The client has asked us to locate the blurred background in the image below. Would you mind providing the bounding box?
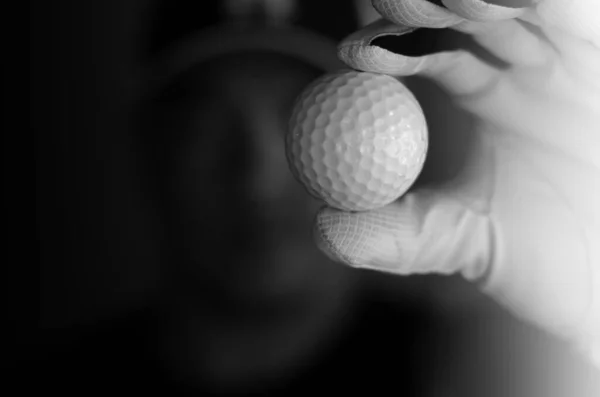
[27,0,590,395]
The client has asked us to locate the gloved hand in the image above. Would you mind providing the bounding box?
[313,0,600,367]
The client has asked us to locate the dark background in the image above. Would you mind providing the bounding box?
[26,1,580,396]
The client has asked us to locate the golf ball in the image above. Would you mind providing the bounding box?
[285,70,428,212]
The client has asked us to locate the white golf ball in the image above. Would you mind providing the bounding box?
[285,70,428,212]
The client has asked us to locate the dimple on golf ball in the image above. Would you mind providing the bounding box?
[285,69,428,212]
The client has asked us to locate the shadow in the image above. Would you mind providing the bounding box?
[372,28,510,69]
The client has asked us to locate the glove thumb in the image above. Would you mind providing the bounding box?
[314,187,493,281]
[314,183,600,367]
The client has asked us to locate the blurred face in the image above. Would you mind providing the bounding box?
[155,51,356,386]
[169,53,346,302]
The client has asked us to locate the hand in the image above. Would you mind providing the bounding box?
[313,0,600,367]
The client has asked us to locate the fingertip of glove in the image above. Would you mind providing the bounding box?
[313,203,420,274]
[313,206,348,265]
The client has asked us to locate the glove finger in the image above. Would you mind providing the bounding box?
[373,0,554,67]
[338,18,503,96]
[372,0,464,28]
[441,0,529,21]
[314,187,494,281]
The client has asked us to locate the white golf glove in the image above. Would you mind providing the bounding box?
[314,0,600,368]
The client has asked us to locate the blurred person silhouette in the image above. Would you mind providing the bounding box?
[141,2,452,394]
[30,1,444,395]
[146,25,358,393]
[29,0,599,396]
